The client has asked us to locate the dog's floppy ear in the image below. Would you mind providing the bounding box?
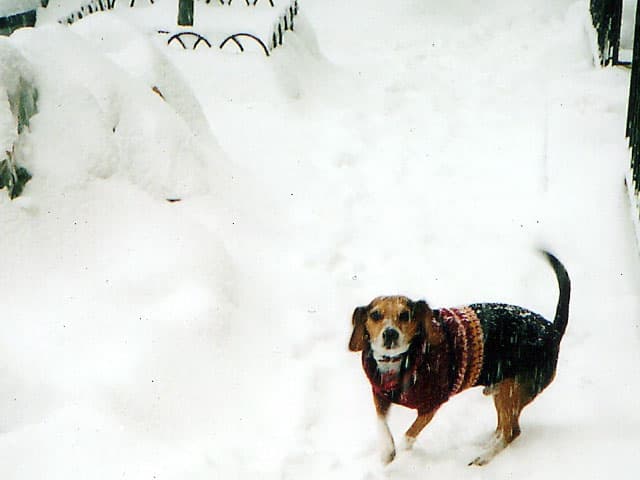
[349,306,369,352]
[412,300,444,345]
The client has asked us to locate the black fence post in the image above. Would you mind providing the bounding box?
[178,0,194,27]
[611,0,623,63]
[590,0,624,66]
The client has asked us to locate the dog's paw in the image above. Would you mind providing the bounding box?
[469,454,492,467]
[469,436,505,466]
[380,448,396,465]
[402,435,417,451]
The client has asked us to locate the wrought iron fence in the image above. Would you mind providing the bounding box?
[590,0,625,65]
[59,0,117,25]
[200,0,299,54]
[627,1,640,222]
[59,0,155,25]
[58,0,299,55]
[201,0,275,5]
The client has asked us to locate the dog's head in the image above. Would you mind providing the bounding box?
[349,296,443,355]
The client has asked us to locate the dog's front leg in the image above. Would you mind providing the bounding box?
[373,394,395,464]
[404,409,438,450]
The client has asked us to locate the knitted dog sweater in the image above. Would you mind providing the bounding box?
[363,307,484,413]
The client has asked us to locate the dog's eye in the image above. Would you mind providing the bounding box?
[399,311,410,322]
[370,311,383,322]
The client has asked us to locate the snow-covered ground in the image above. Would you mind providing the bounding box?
[1,0,640,478]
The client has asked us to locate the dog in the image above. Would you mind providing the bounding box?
[349,251,570,466]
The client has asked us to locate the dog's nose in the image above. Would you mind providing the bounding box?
[382,328,399,348]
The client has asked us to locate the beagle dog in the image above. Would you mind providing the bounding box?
[349,251,570,466]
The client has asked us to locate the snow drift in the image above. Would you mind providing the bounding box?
[8,14,223,199]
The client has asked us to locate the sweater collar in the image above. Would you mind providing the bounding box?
[365,334,427,393]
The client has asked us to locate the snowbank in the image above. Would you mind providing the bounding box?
[0,37,37,155]
[0,41,21,154]
[8,14,223,199]
[0,37,38,198]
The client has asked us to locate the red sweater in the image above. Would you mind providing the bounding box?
[362,307,484,414]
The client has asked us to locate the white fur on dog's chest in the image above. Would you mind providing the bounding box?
[372,348,408,375]
[374,359,402,375]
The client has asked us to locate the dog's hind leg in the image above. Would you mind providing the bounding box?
[374,394,396,464]
[470,378,536,466]
[404,409,438,450]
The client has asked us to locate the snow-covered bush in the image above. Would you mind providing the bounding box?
[4,17,222,199]
[0,37,37,199]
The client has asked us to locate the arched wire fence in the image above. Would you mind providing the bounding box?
[219,32,270,55]
[57,0,299,56]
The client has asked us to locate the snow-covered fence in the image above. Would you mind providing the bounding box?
[219,32,270,55]
[166,30,212,49]
[626,1,640,242]
[57,0,299,55]
[217,0,297,55]
[200,0,275,6]
[58,1,117,25]
[590,0,625,65]
[58,0,154,25]
[268,0,297,50]
[166,0,299,55]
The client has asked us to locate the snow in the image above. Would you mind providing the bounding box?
[0,0,40,17]
[0,36,33,152]
[622,0,637,50]
[8,17,219,198]
[1,0,640,479]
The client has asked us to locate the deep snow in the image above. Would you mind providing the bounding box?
[1,0,640,479]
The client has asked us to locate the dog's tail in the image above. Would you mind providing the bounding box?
[541,250,571,338]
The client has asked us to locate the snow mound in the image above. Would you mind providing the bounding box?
[0,37,37,155]
[8,17,224,199]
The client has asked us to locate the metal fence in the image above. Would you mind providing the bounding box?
[627,1,640,220]
[166,0,299,54]
[58,0,298,55]
[590,0,625,65]
[591,0,640,233]
[59,1,136,25]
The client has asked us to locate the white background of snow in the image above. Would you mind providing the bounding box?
[1,0,640,479]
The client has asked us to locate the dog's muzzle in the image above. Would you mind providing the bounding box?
[382,328,400,349]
